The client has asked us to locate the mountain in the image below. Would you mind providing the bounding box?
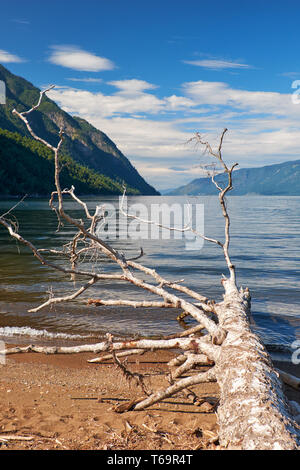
[0,64,158,196]
[167,160,300,196]
[0,128,140,196]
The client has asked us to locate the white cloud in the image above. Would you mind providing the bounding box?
[0,49,25,63]
[48,85,165,117]
[108,79,158,94]
[47,78,300,190]
[49,79,199,119]
[131,163,203,190]
[182,80,296,116]
[48,79,192,117]
[67,77,103,83]
[89,116,191,158]
[48,45,115,72]
[165,95,195,110]
[183,59,251,70]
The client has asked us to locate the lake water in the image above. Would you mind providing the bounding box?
[0,195,299,363]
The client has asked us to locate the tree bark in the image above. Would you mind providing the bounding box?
[214,279,299,450]
[2,96,299,450]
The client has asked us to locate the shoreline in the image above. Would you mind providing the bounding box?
[0,346,219,450]
[0,344,299,450]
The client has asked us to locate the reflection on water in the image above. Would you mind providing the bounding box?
[0,195,299,360]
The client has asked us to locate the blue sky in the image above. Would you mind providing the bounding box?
[1,0,300,190]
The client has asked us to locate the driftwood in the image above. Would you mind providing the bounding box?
[0,89,299,449]
[0,435,34,442]
[277,369,300,391]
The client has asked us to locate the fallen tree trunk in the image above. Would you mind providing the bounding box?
[2,280,298,449]
[214,279,299,450]
[116,280,298,449]
[1,94,299,450]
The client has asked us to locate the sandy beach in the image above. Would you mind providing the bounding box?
[0,345,299,451]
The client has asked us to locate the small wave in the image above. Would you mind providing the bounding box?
[0,326,95,341]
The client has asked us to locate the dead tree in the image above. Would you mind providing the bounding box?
[0,88,299,450]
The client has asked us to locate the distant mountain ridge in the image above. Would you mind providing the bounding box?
[0,64,158,196]
[167,159,300,196]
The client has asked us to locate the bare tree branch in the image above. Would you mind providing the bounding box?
[191,129,238,282]
[2,90,298,449]
[133,368,217,411]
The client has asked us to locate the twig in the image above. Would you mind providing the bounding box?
[106,334,150,396]
[0,435,34,441]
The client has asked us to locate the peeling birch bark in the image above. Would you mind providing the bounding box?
[2,336,218,358]
[214,279,299,450]
[87,349,145,363]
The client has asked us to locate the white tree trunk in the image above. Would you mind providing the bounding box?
[214,279,299,450]
[4,99,299,450]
